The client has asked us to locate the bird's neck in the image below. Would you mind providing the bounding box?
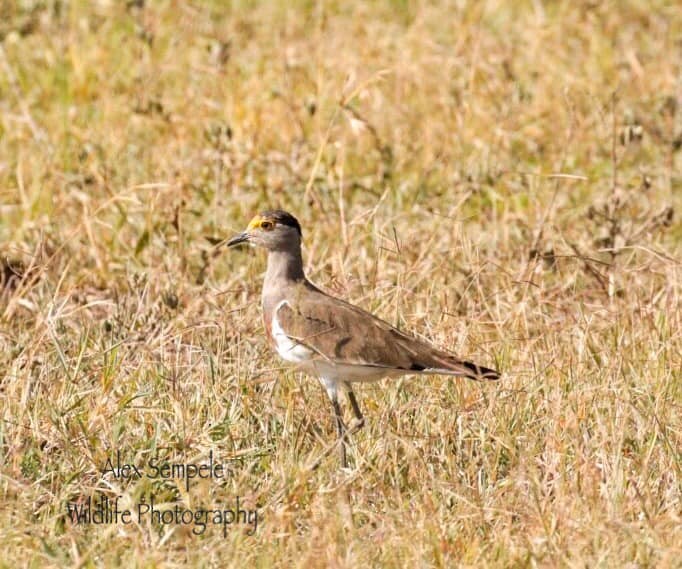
[264,247,306,289]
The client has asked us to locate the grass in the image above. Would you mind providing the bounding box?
[1,0,680,566]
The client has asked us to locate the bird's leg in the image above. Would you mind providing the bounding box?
[331,396,348,468]
[346,387,365,431]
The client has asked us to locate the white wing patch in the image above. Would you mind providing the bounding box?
[272,300,316,364]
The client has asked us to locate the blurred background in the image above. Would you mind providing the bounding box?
[1,1,680,566]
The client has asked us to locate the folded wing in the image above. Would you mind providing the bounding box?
[274,291,499,381]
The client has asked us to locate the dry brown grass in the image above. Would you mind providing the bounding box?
[1,1,680,566]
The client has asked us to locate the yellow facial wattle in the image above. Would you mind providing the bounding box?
[247,215,263,231]
[247,215,276,231]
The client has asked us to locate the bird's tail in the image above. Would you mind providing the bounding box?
[457,360,500,381]
[409,357,500,381]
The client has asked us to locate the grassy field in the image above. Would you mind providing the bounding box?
[1,0,680,566]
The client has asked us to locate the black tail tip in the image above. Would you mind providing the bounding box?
[463,361,501,381]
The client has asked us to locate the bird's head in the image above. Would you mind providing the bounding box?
[227,210,302,252]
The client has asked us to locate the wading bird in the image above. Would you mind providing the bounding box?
[228,210,500,468]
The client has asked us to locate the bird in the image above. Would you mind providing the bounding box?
[227,209,500,468]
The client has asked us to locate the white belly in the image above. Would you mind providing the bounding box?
[312,360,400,383]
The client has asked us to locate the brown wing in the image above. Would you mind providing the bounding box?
[275,289,499,380]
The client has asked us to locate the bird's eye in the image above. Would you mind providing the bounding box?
[260,220,274,231]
